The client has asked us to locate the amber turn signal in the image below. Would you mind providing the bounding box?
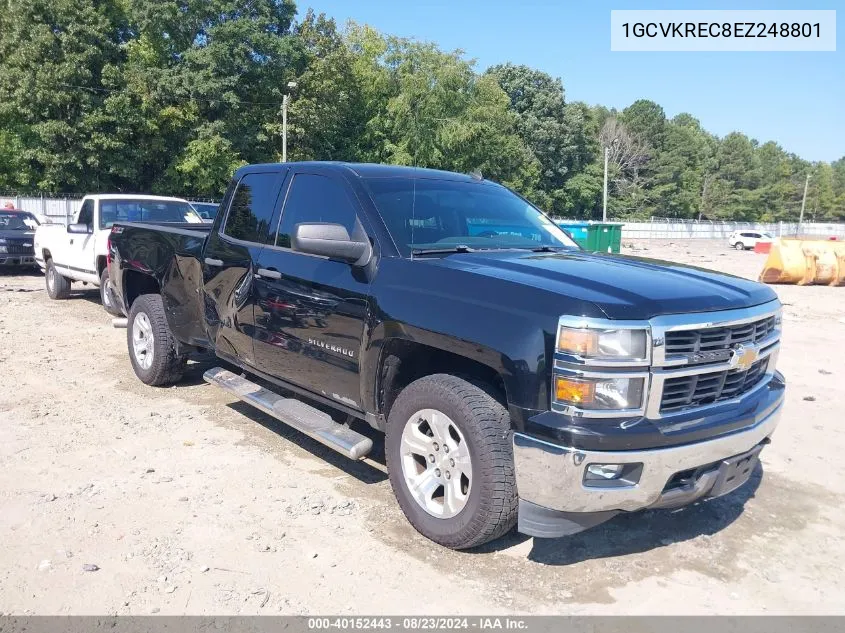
[557,329,598,356]
[555,376,596,405]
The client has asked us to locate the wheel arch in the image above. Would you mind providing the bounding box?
[123,270,161,312]
[374,337,509,425]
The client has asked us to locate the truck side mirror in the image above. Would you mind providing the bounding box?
[67,223,91,234]
[291,222,371,266]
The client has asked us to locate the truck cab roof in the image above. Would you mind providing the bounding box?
[82,193,192,203]
[234,161,487,184]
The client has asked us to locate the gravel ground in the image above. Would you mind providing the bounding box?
[1,239,844,615]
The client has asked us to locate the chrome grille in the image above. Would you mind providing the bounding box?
[2,241,34,255]
[660,358,769,413]
[664,315,777,355]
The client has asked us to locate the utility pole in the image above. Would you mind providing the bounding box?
[281,81,297,163]
[798,173,810,235]
[602,146,609,222]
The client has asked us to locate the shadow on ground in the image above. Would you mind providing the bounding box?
[521,463,764,565]
[172,347,769,566]
[226,398,388,485]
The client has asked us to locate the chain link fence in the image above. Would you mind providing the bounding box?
[619,217,845,240]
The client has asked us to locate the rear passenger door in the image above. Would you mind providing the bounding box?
[202,169,285,366]
[251,167,373,410]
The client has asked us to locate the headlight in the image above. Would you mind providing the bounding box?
[555,375,645,411]
[557,326,648,362]
[0,238,6,244]
[0,246,7,253]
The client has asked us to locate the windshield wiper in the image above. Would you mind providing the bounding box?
[530,245,569,252]
[411,245,474,256]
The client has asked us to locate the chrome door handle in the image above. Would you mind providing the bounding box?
[256,268,281,280]
[204,258,224,267]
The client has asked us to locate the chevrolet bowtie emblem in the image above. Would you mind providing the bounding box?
[731,344,759,371]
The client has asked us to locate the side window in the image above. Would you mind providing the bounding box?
[77,200,94,227]
[276,174,358,248]
[222,172,280,243]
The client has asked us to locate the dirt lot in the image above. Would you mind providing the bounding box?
[1,239,844,615]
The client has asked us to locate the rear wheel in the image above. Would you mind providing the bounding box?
[99,268,122,316]
[385,374,517,549]
[127,294,186,386]
[45,260,71,299]
[734,242,746,251]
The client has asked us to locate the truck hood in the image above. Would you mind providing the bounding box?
[424,249,778,320]
[0,229,35,240]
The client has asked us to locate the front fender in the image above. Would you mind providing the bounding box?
[360,258,586,424]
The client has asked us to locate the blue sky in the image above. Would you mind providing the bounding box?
[300,0,843,163]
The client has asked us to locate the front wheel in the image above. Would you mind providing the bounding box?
[127,294,186,386]
[385,374,517,549]
[100,268,123,316]
[45,260,71,299]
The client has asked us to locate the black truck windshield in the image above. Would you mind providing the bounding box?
[0,212,38,230]
[99,199,201,229]
[364,177,577,256]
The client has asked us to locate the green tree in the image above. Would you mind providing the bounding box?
[358,37,540,195]
[283,11,367,162]
[0,0,127,191]
[485,65,598,214]
[809,162,837,221]
[621,99,666,150]
[648,114,714,218]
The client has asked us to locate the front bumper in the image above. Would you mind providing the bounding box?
[0,255,36,266]
[513,383,783,536]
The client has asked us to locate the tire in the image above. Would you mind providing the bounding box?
[734,242,745,251]
[99,268,123,316]
[127,294,186,386]
[385,374,517,549]
[45,259,71,299]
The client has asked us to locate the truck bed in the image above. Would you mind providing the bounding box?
[111,221,214,347]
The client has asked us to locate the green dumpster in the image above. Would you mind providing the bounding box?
[556,221,624,253]
[555,221,590,249]
[590,222,624,253]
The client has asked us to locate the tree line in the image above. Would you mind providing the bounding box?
[1,0,842,222]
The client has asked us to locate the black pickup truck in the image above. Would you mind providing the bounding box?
[108,162,785,549]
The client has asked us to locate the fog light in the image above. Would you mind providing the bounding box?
[585,464,625,480]
[583,462,643,488]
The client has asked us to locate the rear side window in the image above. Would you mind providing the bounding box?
[276,173,358,248]
[223,172,281,243]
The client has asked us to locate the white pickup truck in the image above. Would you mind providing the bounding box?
[34,194,202,314]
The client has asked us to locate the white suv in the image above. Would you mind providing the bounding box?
[729,231,772,251]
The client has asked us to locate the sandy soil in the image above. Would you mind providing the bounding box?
[1,239,843,615]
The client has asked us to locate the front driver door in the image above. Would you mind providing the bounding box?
[64,199,98,282]
[202,169,285,366]
[252,168,374,411]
